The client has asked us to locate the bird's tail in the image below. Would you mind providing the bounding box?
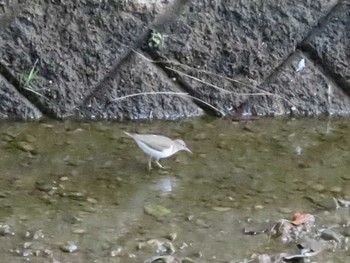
[123,131,133,138]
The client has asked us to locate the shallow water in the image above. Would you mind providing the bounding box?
[0,118,349,262]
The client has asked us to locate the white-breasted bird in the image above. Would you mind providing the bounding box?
[123,131,192,171]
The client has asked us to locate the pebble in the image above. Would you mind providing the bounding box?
[62,192,87,201]
[158,170,169,175]
[82,206,96,213]
[33,229,45,240]
[23,242,32,249]
[36,180,56,192]
[165,232,177,241]
[59,176,69,182]
[320,229,342,243]
[1,134,14,142]
[254,205,264,210]
[101,160,113,168]
[43,249,54,257]
[40,123,54,128]
[312,183,325,192]
[182,257,196,263]
[211,206,231,212]
[144,204,171,218]
[195,219,209,228]
[87,197,98,204]
[341,174,350,180]
[110,246,123,257]
[138,239,166,253]
[72,229,86,234]
[95,125,110,132]
[217,141,230,150]
[70,170,79,176]
[60,242,78,253]
[163,241,175,254]
[330,186,342,194]
[193,133,207,141]
[23,134,36,143]
[0,224,15,236]
[16,141,35,153]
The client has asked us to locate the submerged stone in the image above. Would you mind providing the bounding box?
[16,141,36,153]
[144,204,171,218]
[60,242,78,253]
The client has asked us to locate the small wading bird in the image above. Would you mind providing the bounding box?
[123,131,192,171]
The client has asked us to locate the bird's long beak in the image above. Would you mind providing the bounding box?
[184,147,192,153]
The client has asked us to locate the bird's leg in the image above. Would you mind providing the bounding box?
[155,159,168,170]
[148,156,153,172]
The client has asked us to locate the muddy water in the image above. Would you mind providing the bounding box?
[0,118,349,262]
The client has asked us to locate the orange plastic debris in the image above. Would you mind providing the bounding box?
[291,212,305,226]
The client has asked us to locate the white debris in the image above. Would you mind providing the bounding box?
[295,145,303,155]
[296,58,305,72]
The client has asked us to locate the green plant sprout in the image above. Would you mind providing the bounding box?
[20,59,47,99]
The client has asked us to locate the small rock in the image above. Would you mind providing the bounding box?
[0,224,15,236]
[87,197,98,204]
[82,206,96,213]
[16,141,36,153]
[212,206,231,212]
[101,160,113,168]
[23,134,36,143]
[341,174,350,180]
[60,242,78,253]
[182,257,196,263]
[158,169,169,175]
[40,124,54,128]
[33,229,44,240]
[312,184,325,192]
[61,192,87,201]
[59,176,69,182]
[72,229,86,234]
[66,159,79,166]
[217,141,231,150]
[23,242,32,249]
[254,205,264,210]
[317,197,339,210]
[165,232,177,241]
[36,180,57,192]
[43,249,53,257]
[330,186,342,194]
[258,254,272,263]
[144,204,171,218]
[110,246,123,257]
[163,241,175,254]
[198,153,207,158]
[70,170,79,176]
[2,134,14,142]
[145,255,181,263]
[195,219,209,228]
[63,214,82,224]
[320,229,342,243]
[193,133,207,141]
[138,239,166,254]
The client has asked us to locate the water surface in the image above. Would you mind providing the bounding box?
[0,118,349,262]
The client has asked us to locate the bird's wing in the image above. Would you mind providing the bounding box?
[133,134,173,151]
